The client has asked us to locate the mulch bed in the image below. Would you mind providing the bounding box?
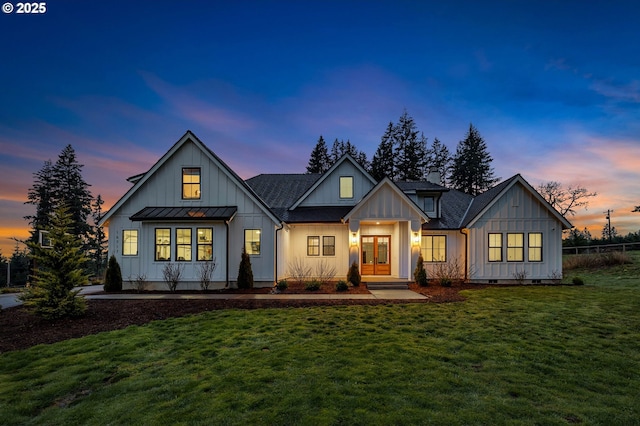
[0,282,482,354]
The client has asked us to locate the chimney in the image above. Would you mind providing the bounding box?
[426,167,441,185]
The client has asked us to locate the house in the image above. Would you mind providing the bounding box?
[99,131,572,289]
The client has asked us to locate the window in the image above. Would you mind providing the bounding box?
[423,196,435,212]
[197,228,213,261]
[421,235,446,262]
[155,228,171,261]
[528,233,543,262]
[307,236,320,256]
[323,236,336,256]
[123,230,138,256]
[176,228,192,261]
[245,229,261,255]
[488,233,502,262]
[182,168,201,199]
[507,233,524,262]
[339,176,353,199]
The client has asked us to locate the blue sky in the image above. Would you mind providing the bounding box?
[1,0,639,253]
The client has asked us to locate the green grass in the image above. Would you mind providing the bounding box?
[1,258,640,425]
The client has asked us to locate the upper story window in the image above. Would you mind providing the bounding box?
[182,168,201,199]
[339,176,353,199]
[423,196,435,212]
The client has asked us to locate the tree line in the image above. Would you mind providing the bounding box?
[306,110,499,196]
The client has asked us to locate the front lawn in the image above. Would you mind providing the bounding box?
[1,259,639,424]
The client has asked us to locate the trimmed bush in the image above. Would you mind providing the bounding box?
[305,280,321,291]
[439,277,452,287]
[572,276,585,286]
[414,254,428,287]
[276,279,288,291]
[237,248,254,289]
[104,255,123,292]
[347,261,361,287]
[336,280,349,292]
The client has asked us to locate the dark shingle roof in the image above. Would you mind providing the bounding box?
[395,181,449,192]
[246,174,321,209]
[423,189,474,229]
[460,175,518,227]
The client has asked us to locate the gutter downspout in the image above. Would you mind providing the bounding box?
[225,220,230,287]
[460,228,469,281]
[275,223,284,285]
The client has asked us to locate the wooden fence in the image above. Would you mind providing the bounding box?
[563,242,640,255]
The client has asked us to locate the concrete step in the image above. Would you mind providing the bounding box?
[366,282,410,290]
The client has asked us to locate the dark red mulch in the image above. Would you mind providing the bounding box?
[0,282,482,353]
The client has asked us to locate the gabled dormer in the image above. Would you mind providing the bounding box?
[395,181,449,219]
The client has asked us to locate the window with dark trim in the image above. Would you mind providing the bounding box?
[323,236,335,256]
[307,236,320,256]
[423,196,435,212]
[245,229,261,255]
[339,176,354,199]
[197,228,213,261]
[182,168,201,199]
[155,228,171,261]
[176,228,192,261]
[507,233,524,262]
[421,235,446,262]
[528,233,543,262]
[123,230,138,256]
[488,233,502,262]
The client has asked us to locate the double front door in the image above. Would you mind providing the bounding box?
[361,236,390,275]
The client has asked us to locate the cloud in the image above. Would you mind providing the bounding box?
[590,79,640,104]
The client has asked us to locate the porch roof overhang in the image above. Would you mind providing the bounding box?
[129,206,238,221]
[282,206,353,223]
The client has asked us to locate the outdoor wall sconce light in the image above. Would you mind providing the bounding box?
[412,232,421,245]
[351,232,358,246]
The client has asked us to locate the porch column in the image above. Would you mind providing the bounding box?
[348,219,360,270]
[410,219,422,280]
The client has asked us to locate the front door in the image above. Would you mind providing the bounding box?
[361,236,391,275]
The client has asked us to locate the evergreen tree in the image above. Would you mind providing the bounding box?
[237,248,254,289]
[328,138,369,170]
[450,124,499,195]
[306,135,331,174]
[25,160,55,244]
[426,137,452,185]
[371,122,397,181]
[20,205,87,319]
[87,195,108,277]
[394,111,426,181]
[104,255,123,292]
[51,145,93,240]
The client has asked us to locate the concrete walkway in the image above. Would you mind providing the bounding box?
[1,285,427,308]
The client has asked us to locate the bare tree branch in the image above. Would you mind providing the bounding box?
[537,181,597,218]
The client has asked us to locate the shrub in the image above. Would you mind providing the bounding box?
[104,255,123,292]
[572,276,585,286]
[276,279,288,291]
[335,280,349,292]
[162,263,183,293]
[512,269,528,284]
[439,278,452,287]
[305,280,321,291]
[131,273,148,292]
[197,258,217,291]
[237,248,254,289]
[564,252,633,270]
[288,257,311,284]
[347,261,361,287]
[414,254,428,287]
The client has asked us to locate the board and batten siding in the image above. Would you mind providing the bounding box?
[467,183,564,282]
[106,139,277,288]
[284,224,350,279]
[299,161,374,206]
[421,230,467,278]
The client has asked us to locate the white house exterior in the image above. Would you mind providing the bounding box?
[99,131,572,289]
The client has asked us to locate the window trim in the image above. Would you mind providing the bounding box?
[423,196,435,212]
[421,235,447,262]
[322,236,336,256]
[197,227,213,261]
[307,236,320,256]
[176,228,192,262]
[339,176,354,199]
[155,228,171,261]
[507,233,524,262]
[488,233,503,262]
[122,229,138,256]
[182,167,201,200]
[244,229,261,255]
[528,232,543,262]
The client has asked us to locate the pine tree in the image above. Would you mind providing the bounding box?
[104,255,123,292]
[88,195,108,277]
[450,124,499,195]
[426,137,452,185]
[51,145,93,240]
[394,111,426,181]
[20,205,87,319]
[371,122,397,180]
[25,160,55,244]
[306,135,330,174]
[237,248,254,289]
[327,138,369,170]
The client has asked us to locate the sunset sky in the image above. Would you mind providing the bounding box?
[1,0,639,255]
